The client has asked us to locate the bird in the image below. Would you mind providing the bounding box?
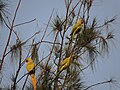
[26,58,36,90]
[59,55,73,72]
[70,18,84,40]
[50,55,73,83]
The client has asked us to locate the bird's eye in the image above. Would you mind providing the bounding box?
[81,20,84,24]
[26,60,28,62]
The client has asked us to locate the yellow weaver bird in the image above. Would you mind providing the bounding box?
[70,18,84,40]
[26,58,36,90]
[59,55,73,72]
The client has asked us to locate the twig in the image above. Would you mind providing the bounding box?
[36,69,44,84]
[35,53,50,67]
[84,79,116,90]
[33,40,61,46]
[95,17,116,29]
[22,74,29,90]
[16,73,28,84]
[13,18,36,27]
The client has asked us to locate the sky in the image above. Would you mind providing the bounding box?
[1,0,120,90]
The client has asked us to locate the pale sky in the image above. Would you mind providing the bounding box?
[1,0,120,90]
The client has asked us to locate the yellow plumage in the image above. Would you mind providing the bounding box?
[26,58,36,90]
[59,55,72,72]
[70,18,84,40]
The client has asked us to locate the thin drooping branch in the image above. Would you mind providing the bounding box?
[33,40,61,46]
[13,18,36,27]
[84,79,116,90]
[95,17,116,29]
[0,0,22,70]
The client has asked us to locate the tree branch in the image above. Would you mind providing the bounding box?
[84,78,116,90]
[13,18,36,27]
[0,0,22,70]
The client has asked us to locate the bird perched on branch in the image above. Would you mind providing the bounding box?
[51,55,73,82]
[70,18,84,40]
[59,55,73,72]
[26,58,36,90]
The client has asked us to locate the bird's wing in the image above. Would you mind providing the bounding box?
[59,56,72,72]
[26,63,34,72]
[61,58,69,66]
[71,23,78,35]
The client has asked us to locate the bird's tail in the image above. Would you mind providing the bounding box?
[30,74,36,90]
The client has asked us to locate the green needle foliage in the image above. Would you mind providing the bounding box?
[0,0,8,25]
